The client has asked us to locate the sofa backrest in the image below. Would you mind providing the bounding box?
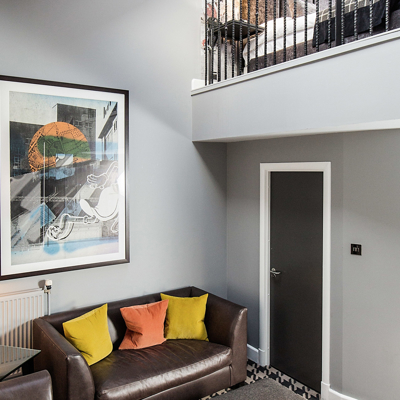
[41,286,193,350]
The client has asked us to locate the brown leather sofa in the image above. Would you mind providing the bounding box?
[33,286,247,400]
[0,370,53,400]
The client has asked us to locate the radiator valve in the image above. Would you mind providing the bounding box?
[44,279,52,316]
[44,279,52,293]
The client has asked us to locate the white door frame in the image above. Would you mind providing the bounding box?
[259,162,331,394]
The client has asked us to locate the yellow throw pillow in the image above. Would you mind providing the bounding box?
[63,304,112,366]
[160,293,208,341]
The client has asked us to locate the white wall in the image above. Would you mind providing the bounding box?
[227,130,400,400]
[192,30,400,142]
[0,0,228,311]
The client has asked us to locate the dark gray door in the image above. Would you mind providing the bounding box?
[270,171,323,392]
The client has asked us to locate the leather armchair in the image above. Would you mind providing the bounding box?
[0,370,53,400]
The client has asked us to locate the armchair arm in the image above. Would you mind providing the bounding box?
[0,370,53,400]
[33,318,95,400]
[191,287,248,386]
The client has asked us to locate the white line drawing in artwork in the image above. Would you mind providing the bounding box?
[46,161,119,241]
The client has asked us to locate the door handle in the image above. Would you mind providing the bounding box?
[270,268,281,278]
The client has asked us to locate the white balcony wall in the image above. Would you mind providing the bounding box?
[192,30,400,142]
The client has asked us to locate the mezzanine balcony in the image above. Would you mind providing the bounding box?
[192,0,400,142]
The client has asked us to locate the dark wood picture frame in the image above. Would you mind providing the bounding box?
[0,75,129,280]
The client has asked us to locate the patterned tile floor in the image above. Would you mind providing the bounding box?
[203,360,320,399]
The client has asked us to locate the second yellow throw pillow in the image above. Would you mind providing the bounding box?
[63,303,112,366]
[160,293,208,341]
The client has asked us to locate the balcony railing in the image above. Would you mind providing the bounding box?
[203,0,400,85]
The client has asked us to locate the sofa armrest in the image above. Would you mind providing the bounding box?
[0,370,53,400]
[191,287,248,386]
[33,318,95,400]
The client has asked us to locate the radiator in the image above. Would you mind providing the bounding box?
[0,289,45,349]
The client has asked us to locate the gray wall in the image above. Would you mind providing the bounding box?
[0,0,228,311]
[227,130,400,399]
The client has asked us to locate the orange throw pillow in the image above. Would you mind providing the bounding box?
[119,299,169,350]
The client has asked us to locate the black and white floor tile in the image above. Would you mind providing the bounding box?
[203,360,320,400]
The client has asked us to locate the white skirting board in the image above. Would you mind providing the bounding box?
[247,344,259,364]
[321,383,359,400]
[246,345,359,400]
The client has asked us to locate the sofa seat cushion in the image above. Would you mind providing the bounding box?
[90,339,232,400]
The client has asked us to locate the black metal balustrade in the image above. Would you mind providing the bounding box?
[204,0,399,85]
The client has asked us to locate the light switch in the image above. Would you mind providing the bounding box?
[351,244,362,255]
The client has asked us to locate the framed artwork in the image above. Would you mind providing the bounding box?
[0,75,129,280]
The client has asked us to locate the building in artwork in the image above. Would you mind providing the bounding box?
[98,103,118,161]
[10,122,43,176]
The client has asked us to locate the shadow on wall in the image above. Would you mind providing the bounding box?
[194,143,227,193]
